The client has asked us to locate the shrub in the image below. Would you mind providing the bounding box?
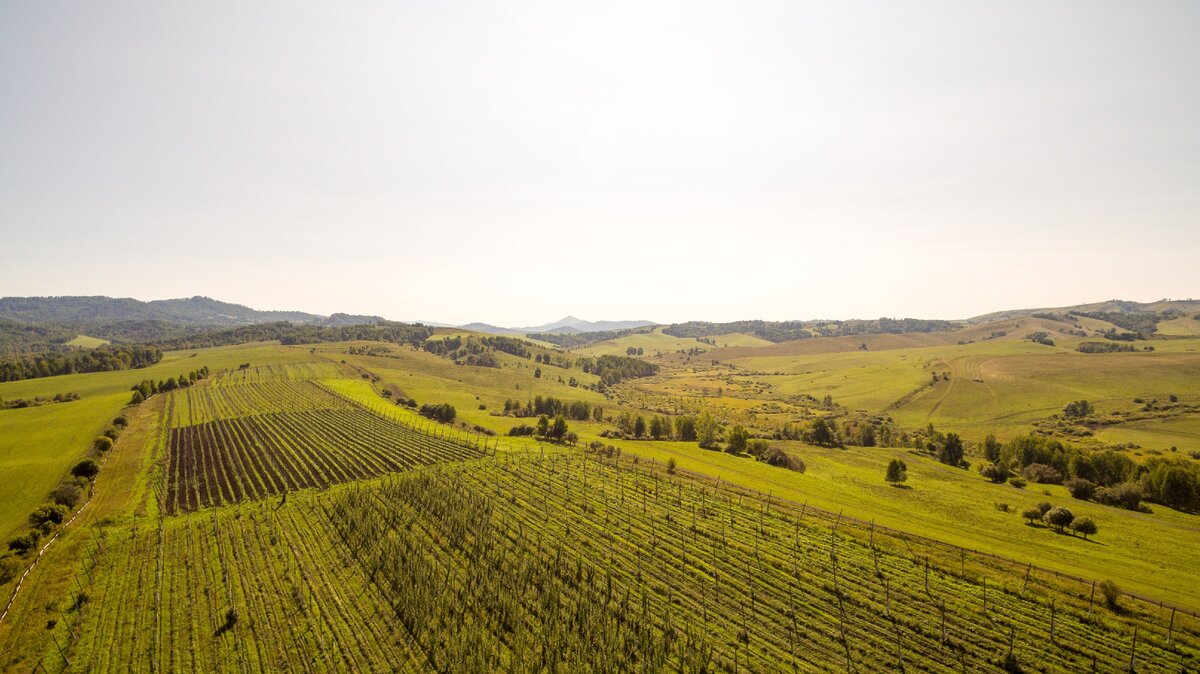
[1099,580,1121,610]
[418,403,457,423]
[1064,478,1096,500]
[29,504,68,528]
[1044,506,1075,532]
[1021,506,1043,524]
[507,425,535,437]
[52,484,83,508]
[1036,501,1053,516]
[0,557,21,584]
[726,425,749,454]
[979,462,1009,483]
[94,436,113,452]
[1062,400,1093,418]
[71,459,100,480]
[762,447,805,472]
[666,457,677,474]
[1008,476,1027,489]
[7,531,41,554]
[112,415,128,428]
[1094,482,1143,511]
[1071,517,1098,539]
[1022,463,1062,484]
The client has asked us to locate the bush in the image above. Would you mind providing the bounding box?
[761,447,805,472]
[666,457,677,474]
[1036,501,1053,516]
[1008,476,1027,489]
[29,504,68,527]
[7,531,41,554]
[112,415,128,428]
[0,556,21,584]
[418,403,456,423]
[52,484,83,508]
[507,425,535,437]
[1071,517,1098,539]
[1094,482,1143,510]
[1044,506,1075,532]
[1021,506,1043,524]
[1064,478,1095,500]
[71,459,100,480]
[1022,463,1062,484]
[94,436,113,452]
[1099,579,1121,610]
[979,462,1009,483]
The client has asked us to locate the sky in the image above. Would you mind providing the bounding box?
[1,1,1197,326]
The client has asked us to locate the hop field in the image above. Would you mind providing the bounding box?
[162,368,486,513]
[54,450,1198,673]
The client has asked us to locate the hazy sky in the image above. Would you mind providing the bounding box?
[2,2,1197,325]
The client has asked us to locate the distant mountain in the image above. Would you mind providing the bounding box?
[0,296,388,328]
[461,316,657,335]
[967,298,1200,324]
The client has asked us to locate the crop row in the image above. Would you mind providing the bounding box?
[327,451,1199,673]
[62,502,429,672]
[171,379,353,428]
[163,407,484,514]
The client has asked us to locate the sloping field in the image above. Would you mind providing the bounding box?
[52,452,1200,673]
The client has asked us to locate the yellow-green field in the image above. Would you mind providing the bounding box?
[1,325,1199,666]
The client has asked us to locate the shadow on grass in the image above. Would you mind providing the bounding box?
[889,484,913,490]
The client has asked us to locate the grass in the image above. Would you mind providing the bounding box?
[64,335,109,348]
[0,344,324,539]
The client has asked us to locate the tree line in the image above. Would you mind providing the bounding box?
[0,344,162,382]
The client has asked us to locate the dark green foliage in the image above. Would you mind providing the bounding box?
[1099,580,1121,609]
[29,504,68,527]
[726,425,749,454]
[1024,331,1055,346]
[578,355,659,386]
[0,344,162,382]
[1071,517,1098,539]
[663,317,959,343]
[7,530,41,554]
[1022,463,1062,484]
[52,484,84,508]
[1076,341,1136,353]
[526,326,653,348]
[419,403,457,423]
[1064,478,1095,500]
[71,459,100,480]
[94,436,114,452]
[1044,506,1074,532]
[1062,400,1093,418]
[1094,482,1144,511]
[1021,506,1043,524]
[885,459,908,485]
[937,433,964,466]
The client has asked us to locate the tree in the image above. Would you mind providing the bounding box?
[666,457,677,474]
[1021,506,1043,525]
[982,434,1001,463]
[550,416,568,440]
[1064,478,1095,500]
[885,459,908,486]
[938,433,964,466]
[52,484,83,508]
[1071,517,1098,540]
[94,436,113,452]
[648,416,666,440]
[726,425,749,454]
[71,459,100,480]
[29,504,68,528]
[1099,580,1121,610]
[1044,506,1075,532]
[808,418,838,447]
[1062,400,1093,419]
[130,390,145,405]
[536,415,550,437]
[674,416,697,442]
[633,416,646,438]
[696,412,719,449]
